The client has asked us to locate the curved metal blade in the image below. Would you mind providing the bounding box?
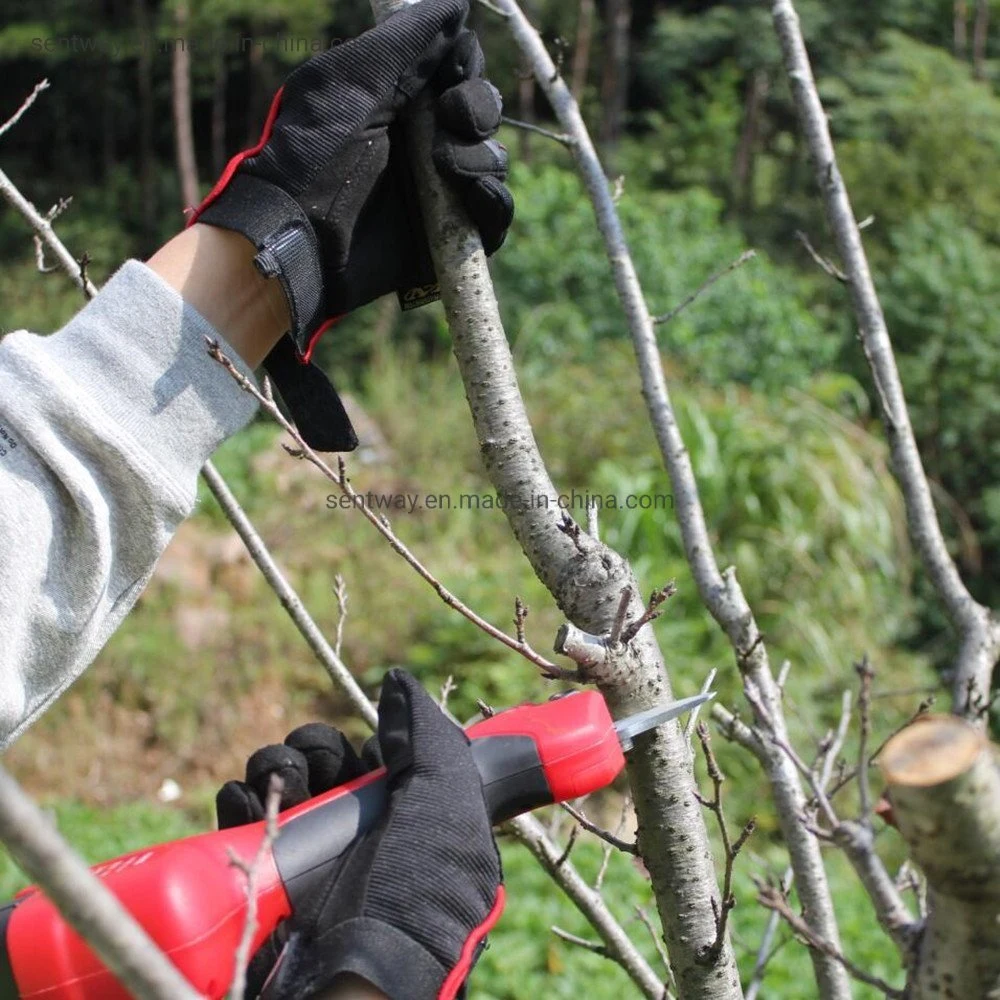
[614,692,715,752]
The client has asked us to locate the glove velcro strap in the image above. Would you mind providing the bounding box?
[264,918,447,1000]
[195,173,323,351]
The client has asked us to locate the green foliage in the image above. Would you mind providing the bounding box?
[493,160,840,390]
[876,207,1000,609]
[835,33,1000,239]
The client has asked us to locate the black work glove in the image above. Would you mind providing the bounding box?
[190,0,513,452]
[216,722,372,995]
[217,670,504,1000]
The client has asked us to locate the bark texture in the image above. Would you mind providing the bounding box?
[498,3,850,995]
[771,0,1000,720]
[370,2,743,996]
[881,716,1000,998]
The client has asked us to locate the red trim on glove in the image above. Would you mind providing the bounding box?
[301,313,345,363]
[186,85,287,228]
[438,886,506,1000]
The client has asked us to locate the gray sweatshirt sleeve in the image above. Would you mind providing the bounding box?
[0,260,259,748]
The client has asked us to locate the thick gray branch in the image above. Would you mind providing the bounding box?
[370,2,742,995]
[771,0,1000,718]
[0,765,201,1000]
[496,2,849,995]
[881,716,1000,996]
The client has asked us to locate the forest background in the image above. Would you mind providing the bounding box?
[1,1,997,996]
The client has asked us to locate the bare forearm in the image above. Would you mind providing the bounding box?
[146,224,290,369]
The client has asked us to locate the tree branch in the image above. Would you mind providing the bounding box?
[492,4,851,994]
[0,80,50,140]
[693,723,756,964]
[756,879,905,998]
[207,341,576,682]
[508,813,668,1000]
[881,716,1000,997]
[0,765,201,1000]
[200,461,378,728]
[772,0,1000,719]
[651,250,757,326]
[227,775,283,1000]
[373,1,744,994]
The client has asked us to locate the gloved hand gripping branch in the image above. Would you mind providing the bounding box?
[190,0,513,452]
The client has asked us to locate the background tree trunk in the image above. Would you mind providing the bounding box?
[211,52,228,178]
[956,0,969,57]
[973,0,990,78]
[732,68,769,211]
[134,0,156,249]
[571,0,595,103]
[599,0,631,168]
[171,1,200,210]
[101,62,116,182]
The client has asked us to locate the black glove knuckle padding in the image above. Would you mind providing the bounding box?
[216,723,366,831]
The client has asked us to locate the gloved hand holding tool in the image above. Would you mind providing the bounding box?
[0,670,710,999]
[189,0,513,452]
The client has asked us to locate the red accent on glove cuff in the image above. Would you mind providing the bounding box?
[187,85,286,227]
[301,313,345,363]
[438,885,506,1000]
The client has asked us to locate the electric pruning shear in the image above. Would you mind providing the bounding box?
[0,687,711,998]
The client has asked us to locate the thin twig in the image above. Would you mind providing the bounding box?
[475,0,511,17]
[745,867,793,1000]
[595,791,632,890]
[514,596,529,644]
[200,462,378,729]
[507,813,665,999]
[0,79,50,139]
[856,656,875,826]
[439,675,456,709]
[206,340,579,683]
[608,586,632,646]
[685,668,718,744]
[586,498,600,540]
[620,582,676,644]
[651,250,757,326]
[826,695,935,801]
[555,823,580,868]
[552,926,609,956]
[333,573,349,661]
[817,690,852,793]
[795,230,847,283]
[635,905,672,978]
[501,115,575,146]
[755,880,904,997]
[693,723,755,962]
[227,775,283,1000]
[562,801,638,855]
